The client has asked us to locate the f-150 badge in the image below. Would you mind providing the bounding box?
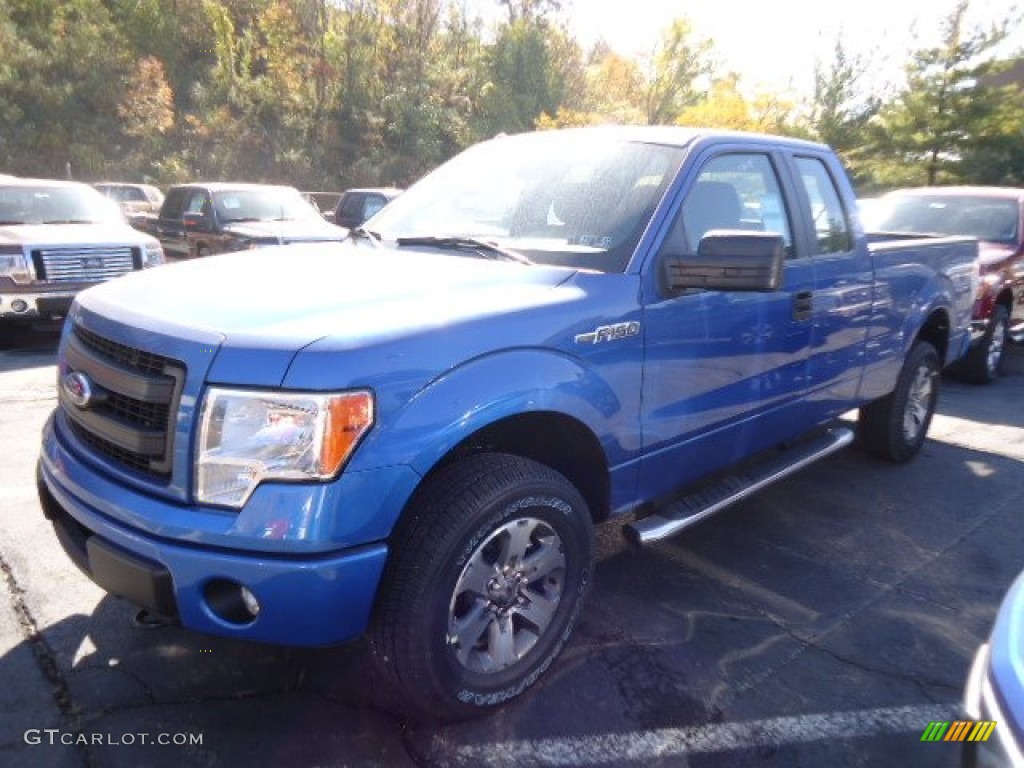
[575,321,641,345]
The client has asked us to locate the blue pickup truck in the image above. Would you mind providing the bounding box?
[37,127,977,720]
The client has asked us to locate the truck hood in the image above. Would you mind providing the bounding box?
[223,219,346,242]
[0,222,156,247]
[78,242,580,374]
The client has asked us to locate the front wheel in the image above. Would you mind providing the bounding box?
[369,453,593,721]
[960,305,1008,384]
[858,340,940,463]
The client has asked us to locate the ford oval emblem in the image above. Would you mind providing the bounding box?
[62,371,94,409]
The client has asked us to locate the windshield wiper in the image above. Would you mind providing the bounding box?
[223,216,263,223]
[395,235,532,265]
[0,220,26,226]
[349,226,381,246]
[43,219,98,225]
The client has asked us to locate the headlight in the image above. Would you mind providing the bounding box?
[196,388,374,508]
[143,242,164,267]
[976,272,1001,297]
[0,245,31,282]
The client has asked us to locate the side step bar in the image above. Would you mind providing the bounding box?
[623,426,855,547]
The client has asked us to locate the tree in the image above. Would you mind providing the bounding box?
[117,57,175,176]
[956,60,1024,185]
[676,74,802,135]
[808,35,882,186]
[480,17,584,137]
[645,19,712,125]
[871,1,1016,186]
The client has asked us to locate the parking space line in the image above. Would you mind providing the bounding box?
[435,703,960,766]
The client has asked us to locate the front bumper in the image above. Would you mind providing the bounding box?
[963,643,1024,767]
[38,422,391,647]
[1,289,80,319]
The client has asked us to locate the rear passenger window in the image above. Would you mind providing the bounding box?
[795,157,852,254]
[162,189,186,219]
[662,153,794,257]
[185,191,209,215]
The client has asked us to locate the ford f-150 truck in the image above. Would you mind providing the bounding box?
[1,178,164,344]
[37,127,977,720]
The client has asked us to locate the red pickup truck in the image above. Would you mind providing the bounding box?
[872,186,1024,382]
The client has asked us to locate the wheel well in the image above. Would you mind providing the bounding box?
[428,412,611,522]
[917,308,949,364]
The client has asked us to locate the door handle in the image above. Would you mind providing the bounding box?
[793,291,813,321]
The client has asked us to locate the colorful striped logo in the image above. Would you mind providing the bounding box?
[920,721,996,742]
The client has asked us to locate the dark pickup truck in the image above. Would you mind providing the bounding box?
[39,127,977,721]
[154,182,348,259]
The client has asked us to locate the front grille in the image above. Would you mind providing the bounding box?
[69,420,156,475]
[61,324,185,481]
[32,246,139,283]
[75,324,169,376]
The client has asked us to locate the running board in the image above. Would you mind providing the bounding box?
[623,427,855,547]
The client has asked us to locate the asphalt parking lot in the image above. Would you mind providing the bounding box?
[2,324,1022,768]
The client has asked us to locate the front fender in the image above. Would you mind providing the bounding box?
[346,348,639,478]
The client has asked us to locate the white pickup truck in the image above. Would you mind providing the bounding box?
[0,177,164,343]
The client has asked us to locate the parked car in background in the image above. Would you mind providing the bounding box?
[872,186,1024,383]
[963,568,1024,767]
[302,191,342,223]
[0,177,163,340]
[155,182,348,259]
[333,187,401,229]
[93,182,165,216]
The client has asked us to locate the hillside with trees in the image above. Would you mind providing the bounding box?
[0,0,1020,192]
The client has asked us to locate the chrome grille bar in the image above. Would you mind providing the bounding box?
[33,246,138,283]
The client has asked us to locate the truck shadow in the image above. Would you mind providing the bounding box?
[938,343,1024,430]
[0,596,410,766]
[4,427,1012,767]
[0,322,62,373]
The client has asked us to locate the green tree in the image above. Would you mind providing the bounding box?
[871,0,1016,186]
[481,17,584,136]
[808,36,881,186]
[1,0,132,177]
[645,19,712,125]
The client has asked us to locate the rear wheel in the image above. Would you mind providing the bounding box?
[370,453,593,721]
[858,340,939,463]
[961,305,1008,384]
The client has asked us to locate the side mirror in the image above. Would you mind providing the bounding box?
[665,230,785,292]
[183,212,212,232]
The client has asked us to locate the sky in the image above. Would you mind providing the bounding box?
[472,0,1024,98]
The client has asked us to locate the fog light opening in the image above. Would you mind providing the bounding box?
[11,299,28,313]
[204,579,260,625]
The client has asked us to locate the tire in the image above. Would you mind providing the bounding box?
[960,305,1008,384]
[858,340,940,463]
[370,453,593,721]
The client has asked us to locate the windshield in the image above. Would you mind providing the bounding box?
[0,184,124,225]
[213,188,321,223]
[368,132,686,272]
[874,194,1020,245]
